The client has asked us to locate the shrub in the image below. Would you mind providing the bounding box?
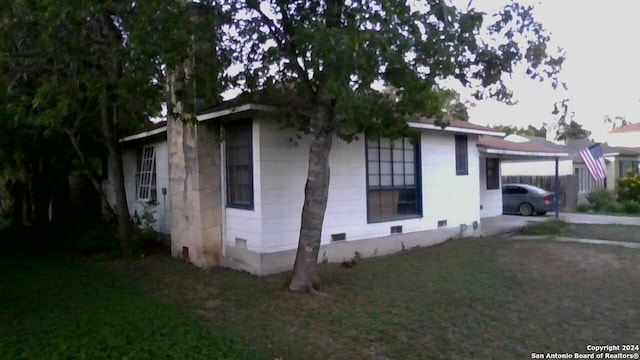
[620,199,640,214]
[576,204,592,213]
[617,173,640,202]
[585,189,616,211]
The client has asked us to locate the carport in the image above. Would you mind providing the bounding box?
[477,136,569,218]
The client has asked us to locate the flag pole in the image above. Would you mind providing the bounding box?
[554,157,559,218]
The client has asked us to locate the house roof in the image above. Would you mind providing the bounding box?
[504,134,569,152]
[609,122,640,134]
[408,118,505,137]
[477,136,569,159]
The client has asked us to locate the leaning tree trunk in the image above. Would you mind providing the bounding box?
[10,180,24,228]
[289,107,334,292]
[100,98,132,257]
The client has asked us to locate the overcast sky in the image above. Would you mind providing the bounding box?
[462,0,640,141]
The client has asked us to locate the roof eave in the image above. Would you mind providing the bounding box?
[479,147,569,158]
[197,103,277,122]
[407,122,505,137]
[120,126,167,143]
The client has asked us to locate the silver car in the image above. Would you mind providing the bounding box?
[502,184,554,216]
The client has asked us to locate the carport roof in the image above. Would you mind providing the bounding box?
[477,136,569,160]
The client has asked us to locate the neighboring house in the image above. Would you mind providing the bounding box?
[495,134,640,206]
[103,100,563,275]
[605,122,640,148]
[564,139,639,196]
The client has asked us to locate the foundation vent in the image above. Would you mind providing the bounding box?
[331,233,346,242]
[437,220,447,228]
[235,238,248,249]
[182,246,189,260]
[390,225,403,234]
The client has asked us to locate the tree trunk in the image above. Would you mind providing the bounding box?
[50,164,70,232]
[289,107,334,292]
[32,160,50,230]
[65,127,117,221]
[10,180,24,228]
[100,98,132,256]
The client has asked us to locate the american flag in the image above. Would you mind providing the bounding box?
[579,143,607,181]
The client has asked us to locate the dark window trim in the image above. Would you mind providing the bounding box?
[455,135,469,176]
[486,158,500,190]
[365,136,422,223]
[224,119,254,210]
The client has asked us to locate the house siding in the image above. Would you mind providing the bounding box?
[606,132,639,148]
[501,159,573,177]
[103,140,171,235]
[225,118,481,258]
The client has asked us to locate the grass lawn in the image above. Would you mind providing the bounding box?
[0,232,259,359]
[519,220,640,242]
[107,233,640,360]
[3,226,640,359]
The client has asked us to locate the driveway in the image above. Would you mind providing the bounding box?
[480,212,640,237]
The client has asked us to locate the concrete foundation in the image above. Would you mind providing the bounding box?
[221,221,481,275]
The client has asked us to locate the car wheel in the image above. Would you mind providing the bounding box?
[518,202,534,216]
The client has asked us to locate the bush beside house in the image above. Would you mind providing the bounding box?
[578,173,640,215]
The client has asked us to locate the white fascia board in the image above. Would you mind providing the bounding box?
[407,121,506,137]
[480,147,569,158]
[196,103,277,122]
[120,126,167,143]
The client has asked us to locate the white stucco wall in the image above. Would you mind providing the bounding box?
[501,159,573,177]
[103,139,171,234]
[605,132,639,148]
[479,157,502,218]
[224,118,482,254]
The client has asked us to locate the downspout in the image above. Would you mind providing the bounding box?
[554,157,559,218]
[219,122,226,258]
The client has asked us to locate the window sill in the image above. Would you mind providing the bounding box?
[367,214,423,224]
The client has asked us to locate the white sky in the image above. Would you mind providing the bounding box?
[462,0,640,141]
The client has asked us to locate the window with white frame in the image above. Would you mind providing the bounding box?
[575,167,604,192]
[136,146,157,202]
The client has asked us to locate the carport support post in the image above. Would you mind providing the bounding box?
[554,157,559,218]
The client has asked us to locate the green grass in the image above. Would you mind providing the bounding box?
[108,235,640,360]
[0,254,259,359]
[518,219,570,235]
[3,225,640,359]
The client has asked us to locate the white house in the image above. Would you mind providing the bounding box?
[605,122,640,149]
[103,101,563,275]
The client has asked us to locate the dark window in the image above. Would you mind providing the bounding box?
[366,136,421,222]
[619,160,638,177]
[486,158,500,190]
[455,135,468,175]
[136,146,157,202]
[225,121,253,209]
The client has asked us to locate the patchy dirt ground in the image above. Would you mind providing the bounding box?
[561,223,640,242]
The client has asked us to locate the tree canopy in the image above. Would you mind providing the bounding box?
[224,0,565,291]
